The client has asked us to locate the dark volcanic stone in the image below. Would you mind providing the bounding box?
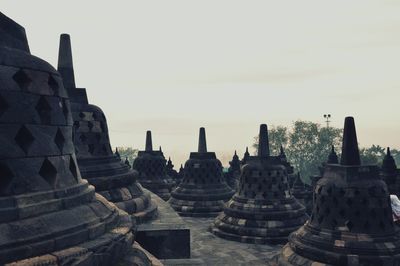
[132,131,175,201]
[0,12,134,265]
[225,150,241,190]
[381,147,400,196]
[168,127,235,217]
[57,34,157,223]
[211,124,308,244]
[278,117,400,265]
[290,173,313,215]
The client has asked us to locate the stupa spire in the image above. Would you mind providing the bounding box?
[57,34,76,89]
[340,116,360,165]
[145,130,153,152]
[258,124,270,157]
[198,127,207,153]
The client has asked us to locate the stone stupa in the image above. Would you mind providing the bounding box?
[279,117,400,265]
[291,173,313,214]
[0,13,134,265]
[57,34,157,223]
[225,150,241,190]
[132,131,174,201]
[168,127,235,217]
[381,147,400,196]
[212,124,308,244]
[311,145,339,189]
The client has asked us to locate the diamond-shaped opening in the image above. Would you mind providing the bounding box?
[35,96,52,124]
[54,128,65,153]
[13,69,31,91]
[48,75,59,95]
[0,94,9,117]
[345,220,354,231]
[73,121,80,129]
[0,162,13,194]
[69,156,78,181]
[80,134,87,143]
[79,112,85,119]
[88,121,94,131]
[39,158,57,188]
[15,125,34,154]
[88,144,95,154]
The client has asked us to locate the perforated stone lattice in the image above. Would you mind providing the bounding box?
[310,182,393,233]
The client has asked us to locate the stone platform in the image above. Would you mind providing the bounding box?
[179,217,281,266]
[136,190,191,260]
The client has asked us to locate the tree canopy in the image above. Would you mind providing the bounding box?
[253,120,400,184]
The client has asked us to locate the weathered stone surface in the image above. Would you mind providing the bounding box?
[57,34,157,223]
[278,117,400,265]
[136,189,190,260]
[0,12,133,265]
[212,124,308,244]
[132,131,175,201]
[169,128,234,217]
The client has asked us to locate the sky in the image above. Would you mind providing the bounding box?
[2,0,400,167]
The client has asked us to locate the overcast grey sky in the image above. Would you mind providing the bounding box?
[2,0,400,166]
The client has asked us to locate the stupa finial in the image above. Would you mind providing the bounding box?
[57,34,76,90]
[198,127,207,153]
[340,117,360,166]
[258,124,270,157]
[145,130,153,152]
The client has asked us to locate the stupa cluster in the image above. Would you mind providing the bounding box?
[1,10,400,266]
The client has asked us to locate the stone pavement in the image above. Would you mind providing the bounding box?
[179,216,282,266]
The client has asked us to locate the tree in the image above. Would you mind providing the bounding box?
[286,121,342,183]
[253,120,342,184]
[116,147,138,164]
[253,126,289,155]
[359,145,385,165]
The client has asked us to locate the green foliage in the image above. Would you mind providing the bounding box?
[253,120,400,182]
[359,145,385,165]
[253,120,342,183]
[116,147,138,164]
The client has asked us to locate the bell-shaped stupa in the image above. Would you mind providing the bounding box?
[381,147,400,196]
[168,127,235,217]
[291,173,313,214]
[212,124,308,244]
[58,34,157,222]
[225,150,241,189]
[132,131,174,201]
[0,13,134,264]
[279,117,400,265]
